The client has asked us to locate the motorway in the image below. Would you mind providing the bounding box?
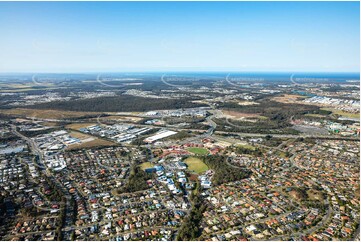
[30,111,360,143]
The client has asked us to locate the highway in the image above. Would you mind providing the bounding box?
[30,111,359,143]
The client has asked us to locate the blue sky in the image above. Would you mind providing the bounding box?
[0,1,359,73]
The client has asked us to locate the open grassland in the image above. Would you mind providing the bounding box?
[184,157,209,174]
[187,147,209,155]
[140,162,154,170]
[272,94,308,104]
[66,132,115,150]
[321,108,360,119]
[66,139,115,150]
[1,108,102,119]
[69,131,94,140]
[66,123,97,130]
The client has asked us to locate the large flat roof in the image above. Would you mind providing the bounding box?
[144,130,177,143]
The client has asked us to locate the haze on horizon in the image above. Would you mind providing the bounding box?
[0,1,359,73]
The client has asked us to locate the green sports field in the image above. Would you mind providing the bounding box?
[184,157,209,174]
[187,147,209,155]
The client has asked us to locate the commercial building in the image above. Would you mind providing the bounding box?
[144,130,177,143]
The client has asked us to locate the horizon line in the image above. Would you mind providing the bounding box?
[0,70,360,75]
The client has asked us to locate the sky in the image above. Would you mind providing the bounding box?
[0,1,359,73]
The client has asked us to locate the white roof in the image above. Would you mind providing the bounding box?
[144,130,177,143]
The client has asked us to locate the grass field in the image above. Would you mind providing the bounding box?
[321,108,360,119]
[66,131,115,150]
[140,162,154,170]
[187,147,209,155]
[69,131,93,140]
[66,138,115,150]
[184,157,208,174]
[66,123,96,130]
[272,94,308,104]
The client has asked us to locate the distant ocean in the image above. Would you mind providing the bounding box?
[126,71,359,83]
[168,72,361,83]
[0,72,359,84]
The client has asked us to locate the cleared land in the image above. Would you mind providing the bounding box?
[187,147,209,155]
[69,131,94,140]
[222,110,268,121]
[222,110,261,119]
[66,123,97,130]
[237,101,260,106]
[66,131,115,150]
[184,157,209,174]
[272,94,308,104]
[66,138,115,150]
